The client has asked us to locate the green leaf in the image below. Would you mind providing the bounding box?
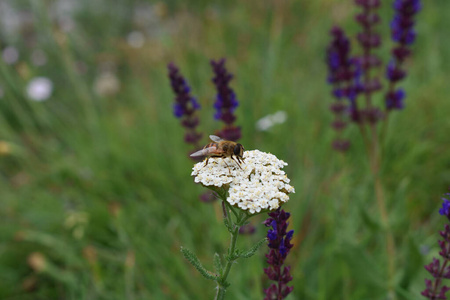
[359,205,381,232]
[398,235,423,289]
[213,253,223,276]
[240,238,267,258]
[180,247,218,281]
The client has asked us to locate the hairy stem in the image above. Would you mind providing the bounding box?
[215,205,249,300]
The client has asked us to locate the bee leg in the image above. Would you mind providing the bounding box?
[223,160,232,174]
[202,157,210,168]
[231,155,243,170]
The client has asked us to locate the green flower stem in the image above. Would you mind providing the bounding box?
[184,188,266,299]
[215,223,239,299]
[215,201,250,300]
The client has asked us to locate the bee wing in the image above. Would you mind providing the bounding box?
[209,135,223,142]
[190,148,208,157]
[190,146,223,157]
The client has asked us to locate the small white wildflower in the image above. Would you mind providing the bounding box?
[191,150,295,214]
[256,111,287,131]
[126,31,145,48]
[26,77,53,101]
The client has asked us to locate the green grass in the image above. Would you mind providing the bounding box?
[1,0,450,299]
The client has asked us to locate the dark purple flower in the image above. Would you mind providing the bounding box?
[391,0,421,46]
[168,63,203,147]
[199,191,216,203]
[356,32,381,49]
[361,107,384,123]
[326,27,354,85]
[354,0,381,9]
[330,102,347,114]
[385,88,405,110]
[385,0,421,110]
[354,0,382,50]
[326,26,362,151]
[386,61,406,82]
[210,58,241,141]
[439,195,450,221]
[239,223,256,235]
[422,191,450,299]
[168,63,200,118]
[332,120,348,131]
[354,0,383,108]
[355,11,380,27]
[356,54,382,70]
[263,209,294,299]
[326,0,421,152]
[332,139,351,152]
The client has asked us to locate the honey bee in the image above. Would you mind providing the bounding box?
[190,135,245,169]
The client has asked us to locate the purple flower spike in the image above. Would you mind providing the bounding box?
[385,0,421,110]
[326,0,421,152]
[422,191,450,299]
[210,59,241,141]
[326,27,353,85]
[167,63,203,147]
[391,0,421,47]
[326,26,362,151]
[263,209,294,299]
[355,0,383,109]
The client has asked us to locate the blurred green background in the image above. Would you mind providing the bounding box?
[1,0,449,299]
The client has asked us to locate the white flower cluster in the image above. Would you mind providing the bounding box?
[191,150,295,214]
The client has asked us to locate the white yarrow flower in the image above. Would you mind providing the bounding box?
[191,150,295,214]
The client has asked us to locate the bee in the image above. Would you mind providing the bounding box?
[190,135,245,170]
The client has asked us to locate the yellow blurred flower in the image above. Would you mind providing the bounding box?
[27,252,47,273]
[0,141,12,156]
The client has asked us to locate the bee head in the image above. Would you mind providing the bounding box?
[234,143,244,157]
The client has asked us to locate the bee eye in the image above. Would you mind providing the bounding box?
[234,144,242,156]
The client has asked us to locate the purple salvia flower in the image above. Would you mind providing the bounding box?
[386,60,406,82]
[326,26,361,151]
[354,0,383,122]
[439,195,450,221]
[263,209,294,300]
[325,0,421,153]
[210,58,241,141]
[391,0,421,47]
[385,0,421,111]
[167,63,203,148]
[385,89,405,110]
[422,192,450,299]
